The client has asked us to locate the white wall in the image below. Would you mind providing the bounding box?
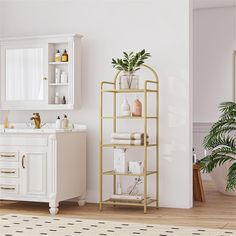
[193,7,236,176]
[0,4,2,36]
[193,7,236,123]
[0,0,192,208]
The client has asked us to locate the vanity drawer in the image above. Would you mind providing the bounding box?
[0,135,48,146]
[0,184,18,194]
[0,168,18,178]
[0,152,18,162]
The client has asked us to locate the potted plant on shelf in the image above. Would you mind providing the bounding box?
[112,49,151,89]
[200,102,236,191]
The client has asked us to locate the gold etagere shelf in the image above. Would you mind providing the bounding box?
[99,64,159,213]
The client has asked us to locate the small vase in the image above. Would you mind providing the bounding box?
[119,72,139,90]
[132,97,142,117]
[121,98,131,117]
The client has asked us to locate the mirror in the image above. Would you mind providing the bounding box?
[6,48,44,101]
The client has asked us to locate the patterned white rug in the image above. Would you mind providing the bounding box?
[0,214,235,236]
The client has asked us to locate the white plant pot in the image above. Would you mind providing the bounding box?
[211,162,236,196]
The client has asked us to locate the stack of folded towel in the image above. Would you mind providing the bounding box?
[111,132,149,145]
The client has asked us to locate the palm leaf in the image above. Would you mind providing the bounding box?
[200,101,236,191]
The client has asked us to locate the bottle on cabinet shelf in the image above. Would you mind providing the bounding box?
[55,68,60,84]
[62,96,66,104]
[55,92,60,104]
[61,49,68,62]
[132,97,142,117]
[55,50,61,62]
[60,71,68,84]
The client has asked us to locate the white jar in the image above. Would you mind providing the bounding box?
[61,71,68,84]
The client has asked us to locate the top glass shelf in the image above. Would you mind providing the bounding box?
[101,89,158,93]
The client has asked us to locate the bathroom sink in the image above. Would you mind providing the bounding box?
[0,123,86,134]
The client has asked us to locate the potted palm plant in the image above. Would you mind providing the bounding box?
[200,102,236,191]
[112,49,151,89]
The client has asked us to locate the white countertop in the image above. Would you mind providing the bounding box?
[0,123,87,134]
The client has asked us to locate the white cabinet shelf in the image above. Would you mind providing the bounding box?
[0,34,82,110]
[49,62,69,65]
[49,83,69,86]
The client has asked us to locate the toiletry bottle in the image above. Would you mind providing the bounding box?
[55,50,61,62]
[117,182,122,195]
[61,115,69,129]
[55,116,61,129]
[132,97,142,117]
[62,96,66,104]
[61,49,68,62]
[121,98,131,117]
[60,71,68,83]
[193,148,197,164]
[55,68,60,83]
[3,111,9,129]
[55,92,60,104]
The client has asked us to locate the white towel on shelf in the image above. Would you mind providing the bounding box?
[111,139,148,145]
[111,132,148,140]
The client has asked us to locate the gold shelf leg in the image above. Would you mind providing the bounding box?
[156,80,159,208]
[113,82,117,206]
[144,81,147,214]
[99,82,103,211]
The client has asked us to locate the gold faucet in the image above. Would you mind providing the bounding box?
[30,113,41,129]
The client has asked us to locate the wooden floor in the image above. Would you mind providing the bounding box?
[1,181,236,230]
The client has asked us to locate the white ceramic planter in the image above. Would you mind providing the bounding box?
[211,161,236,196]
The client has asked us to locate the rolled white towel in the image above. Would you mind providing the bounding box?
[111,139,148,145]
[111,132,148,140]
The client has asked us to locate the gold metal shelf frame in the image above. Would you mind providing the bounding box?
[99,64,159,213]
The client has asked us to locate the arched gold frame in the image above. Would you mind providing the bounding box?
[99,65,159,213]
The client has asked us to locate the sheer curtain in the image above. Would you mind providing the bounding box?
[6,48,44,101]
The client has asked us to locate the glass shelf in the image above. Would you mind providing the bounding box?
[102,144,157,148]
[102,198,156,207]
[102,116,158,120]
[103,170,157,176]
[101,89,158,93]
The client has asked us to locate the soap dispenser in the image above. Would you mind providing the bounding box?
[61,115,69,129]
[3,111,10,129]
[55,116,61,129]
[61,49,68,62]
[55,50,61,62]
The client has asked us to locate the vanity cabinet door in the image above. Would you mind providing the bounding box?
[20,151,47,197]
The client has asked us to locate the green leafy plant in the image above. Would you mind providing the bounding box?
[200,102,236,191]
[112,49,151,73]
